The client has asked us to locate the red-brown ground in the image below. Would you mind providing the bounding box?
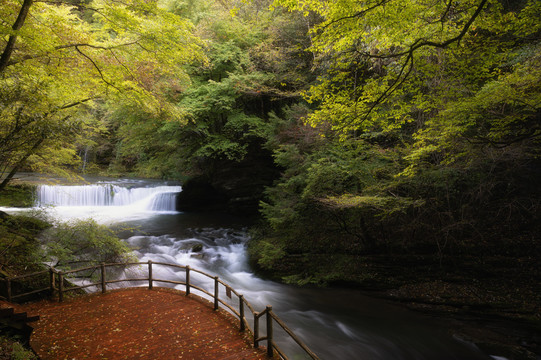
[22,288,269,360]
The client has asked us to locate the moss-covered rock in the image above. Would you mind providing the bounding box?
[191,243,204,252]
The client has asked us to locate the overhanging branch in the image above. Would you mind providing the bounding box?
[59,97,95,110]
[367,0,489,60]
[6,40,141,67]
[75,46,121,92]
[335,0,488,127]
[320,0,394,31]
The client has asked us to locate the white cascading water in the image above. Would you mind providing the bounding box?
[37,184,181,209]
[148,192,179,211]
[34,183,182,222]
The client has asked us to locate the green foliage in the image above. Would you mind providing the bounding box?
[105,1,315,181]
[261,133,399,230]
[0,184,35,207]
[0,336,38,360]
[0,0,202,184]
[321,195,423,216]
[257,0,540,245]
[40,219,136,269]
[163,0,213,25]
[0,0,316,184]
[0,73,85,185]
[405,44,541,174]
[178,73,272,163]
[105,103,189,178]
[253,0,541,284]
[249,239,286,270]
[274,0,541,158]
[0,213,50,274]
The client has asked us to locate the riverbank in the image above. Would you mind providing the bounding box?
[374,278,540,360]
[340,254,541,360]
[248,224,540,359]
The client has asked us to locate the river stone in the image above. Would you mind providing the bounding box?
[191,244,203,252]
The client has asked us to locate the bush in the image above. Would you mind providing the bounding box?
[0,213,50,275]
[0,184,36,208]
[40,218,136,269]
[0,336,37,360]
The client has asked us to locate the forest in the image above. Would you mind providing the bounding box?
[1,0,540,357]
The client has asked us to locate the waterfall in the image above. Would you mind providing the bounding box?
[81,145,90,173]
[148,192,178,211]
[36,184,182,211]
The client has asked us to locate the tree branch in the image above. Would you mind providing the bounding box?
[335,0,488,127]
[342,0,487,62]
[320,0,394,31]
[382,0,488,59]
[339,50,415,130]
[58,97,95,110]
[362,52,415,121]
[439,0,454,25]
[56,41,141,51]
[0,136,45,190]
[6,41,141,67]
[0,0,34,73]
[75,46,121,92]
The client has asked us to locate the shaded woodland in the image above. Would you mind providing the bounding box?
[1,0,540,357]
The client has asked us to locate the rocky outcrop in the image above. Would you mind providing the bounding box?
[177,150,279,215]
[176,178,229,212]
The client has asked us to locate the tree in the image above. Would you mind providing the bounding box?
[0,0,202,187]
[248,0,541,284]
[275,0,540,139]
[107,0,316,208]
[0,212,50,273]
[172,0,314,172]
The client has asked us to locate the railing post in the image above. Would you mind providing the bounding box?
[254,312,259,348]
[239,295,245,332]
[6,278,11,302]
[214,276,219,311]
[49,268,55,295]
[58,271,64,302]
[266,305,274,358]
[185,266,190,296]
[148,260,153,290]
[101,263,106,294]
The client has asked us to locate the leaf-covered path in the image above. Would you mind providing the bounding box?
[23,288,269,359]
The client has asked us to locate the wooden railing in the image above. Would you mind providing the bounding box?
[1,262,320,360]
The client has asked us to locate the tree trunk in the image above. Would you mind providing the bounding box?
[0,0,34,73]
[0,137,43,191]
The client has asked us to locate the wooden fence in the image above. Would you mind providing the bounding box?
[1,261,320,360]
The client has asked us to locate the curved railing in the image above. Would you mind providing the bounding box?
[1,262,320,360]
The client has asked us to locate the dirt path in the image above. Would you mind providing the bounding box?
[23,288,269,360]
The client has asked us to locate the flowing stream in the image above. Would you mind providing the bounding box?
[2,178,500,360]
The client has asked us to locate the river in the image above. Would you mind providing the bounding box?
[2,177,501,360]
